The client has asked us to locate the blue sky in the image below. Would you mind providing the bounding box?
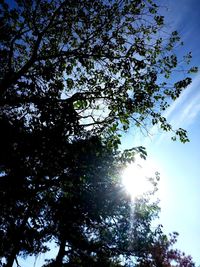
[130,0,200,264]
[156,0,200,264]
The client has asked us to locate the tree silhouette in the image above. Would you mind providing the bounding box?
[0,0,197,266]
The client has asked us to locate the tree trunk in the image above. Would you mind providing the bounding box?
[5,249,18,267]
[53,238,67,267]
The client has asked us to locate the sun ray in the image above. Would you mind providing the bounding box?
[121,157,158,200]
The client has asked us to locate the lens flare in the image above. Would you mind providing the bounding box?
[121,158,157,199]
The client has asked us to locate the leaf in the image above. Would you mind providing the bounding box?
[188,66,198,74]
[66,78,74,89]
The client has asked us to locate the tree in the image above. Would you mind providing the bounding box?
[135,226,195,267]
[0,135,196,266]
[0,0,197,266]
[0,0,196,146]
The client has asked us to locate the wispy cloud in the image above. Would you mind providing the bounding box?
[152,74,200,145]
[165,75,200,128]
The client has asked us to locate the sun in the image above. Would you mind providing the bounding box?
[121,157,158,199]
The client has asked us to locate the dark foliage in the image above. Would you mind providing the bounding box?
[0,0,197,266]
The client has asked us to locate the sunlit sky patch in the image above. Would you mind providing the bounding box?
[121,156,160,200]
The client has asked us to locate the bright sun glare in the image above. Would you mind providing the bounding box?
[121,157,157,199]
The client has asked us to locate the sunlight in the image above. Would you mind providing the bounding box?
[121,157,158,199]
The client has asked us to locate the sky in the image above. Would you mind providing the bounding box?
[153,0,200,264]
[123,0,200,264]
[10,0,200,266]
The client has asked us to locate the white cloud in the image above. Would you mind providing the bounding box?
[166,75,200,128]
[152,75,200,145]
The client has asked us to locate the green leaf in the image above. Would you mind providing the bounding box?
[66,78,74,89]
[188,66,198,74]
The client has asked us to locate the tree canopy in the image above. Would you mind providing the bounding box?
[0,0,197,266]
[0,0,196,145]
